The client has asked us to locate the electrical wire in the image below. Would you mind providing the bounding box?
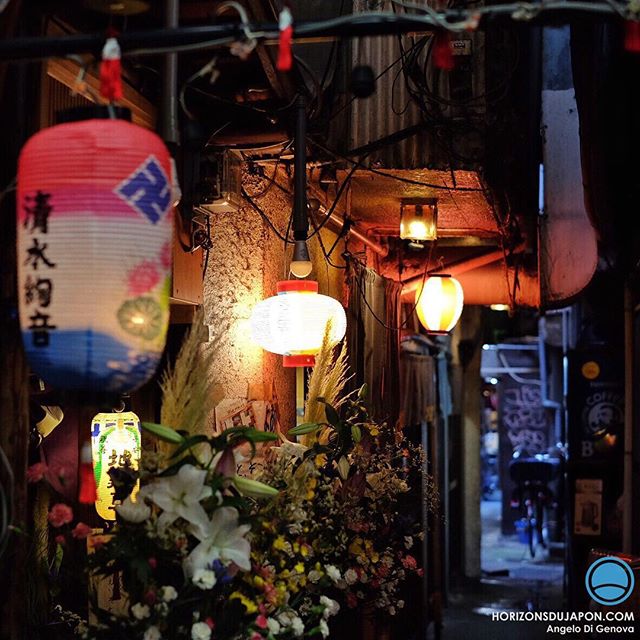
[307,161,360,240]
[308,138,483,192]
[241,188,294,243]
[309,214,348,271]
[242,140,294,199]
[350,240,435,332]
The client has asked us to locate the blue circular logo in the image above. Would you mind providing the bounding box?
[585,556,635,606]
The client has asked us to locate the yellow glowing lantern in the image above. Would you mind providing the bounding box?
[400,198,438,244]
[415,274,464,334]
[250,280,347,367]
[91,411,141,521]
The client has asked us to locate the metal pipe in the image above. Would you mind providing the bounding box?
[307,185,388,257]
[293,95,307,241]
[0,8,621,62]
[402,249,505,295]
[163,0,179,145]
[313,206,388,257]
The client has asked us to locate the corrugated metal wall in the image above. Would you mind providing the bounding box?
[348,1,485,169]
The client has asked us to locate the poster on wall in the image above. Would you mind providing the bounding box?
[568,351,624,461]
[574,478,603,536]
[214,381,282,435]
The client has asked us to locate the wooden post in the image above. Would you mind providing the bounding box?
[0,7,32,634]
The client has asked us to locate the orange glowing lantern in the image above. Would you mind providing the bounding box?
[415,274,464,334]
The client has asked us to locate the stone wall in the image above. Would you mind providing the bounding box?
[202,171,346,432]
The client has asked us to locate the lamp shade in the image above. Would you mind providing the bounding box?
[17,118,173,392]
[400,198,437,242]
[250,280,347,366]
[415,275,464,334]
[91,411,141,521]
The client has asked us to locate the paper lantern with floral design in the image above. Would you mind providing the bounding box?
[17,117,173,392]
[250,280,347,367]
[91,411,141,521]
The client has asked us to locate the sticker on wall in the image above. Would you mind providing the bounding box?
[574,478,603,536]
[581,361,600,380]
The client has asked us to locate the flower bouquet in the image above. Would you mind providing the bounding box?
[247,329,436,632]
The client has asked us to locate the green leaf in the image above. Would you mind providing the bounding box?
[170,434,210,459]
[241,428,279,443]
[232,475,279,498]
[141,422,185,444]
[288,422,323,436]
[318,399,341,427]
[351,425,362,443]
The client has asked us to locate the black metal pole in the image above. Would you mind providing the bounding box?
[0,10,619,62]
[293,94,307,242]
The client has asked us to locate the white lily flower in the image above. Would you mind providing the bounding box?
[142,464,212,534]
[184,506,251,576]
[115,495,151,523]
[319,619,330,638]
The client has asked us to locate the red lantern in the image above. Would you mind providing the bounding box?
[17,116,174,392]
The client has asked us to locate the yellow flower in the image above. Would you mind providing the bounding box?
[294,562,305,574]
[300,544,311,558]
[230,592,258,615]
[254,576,265,589]
[272,536,287,551]
[315,454,327,468]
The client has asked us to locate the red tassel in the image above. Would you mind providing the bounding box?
[78,442,97,505]
[100,37,123,101]
[433,31,454,72]
[277,7,293,72]
[624,21,640,54]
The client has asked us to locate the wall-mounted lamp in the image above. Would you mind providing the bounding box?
[415,274,464,334]
[250,280,346,367]
[400,197,438,248]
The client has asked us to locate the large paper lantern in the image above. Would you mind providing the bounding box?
[91,411,141,521]
[17,117,173,392]
[415,274,464,334]
[250,280,347,366]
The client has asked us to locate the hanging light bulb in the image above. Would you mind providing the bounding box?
[415,274,464,334]
[290,239,313,278]
[250,280,346,366]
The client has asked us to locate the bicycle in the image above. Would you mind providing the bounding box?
[509,452,560,558]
